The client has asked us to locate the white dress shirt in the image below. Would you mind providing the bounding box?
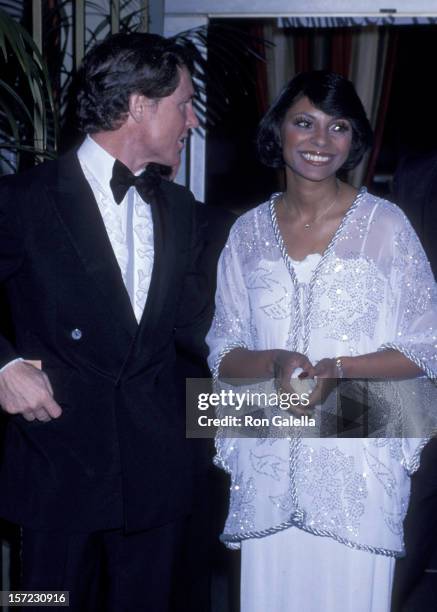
[77,135,154,323]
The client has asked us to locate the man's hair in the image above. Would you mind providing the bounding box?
[257,70,373,171]
[77,32,194,133]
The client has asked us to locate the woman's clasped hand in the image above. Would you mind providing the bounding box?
[271,350,338,415]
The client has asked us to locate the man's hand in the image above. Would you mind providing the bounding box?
[0,361,62,422]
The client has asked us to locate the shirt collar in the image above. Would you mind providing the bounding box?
[77,134,117,197]
[77,135,148,195]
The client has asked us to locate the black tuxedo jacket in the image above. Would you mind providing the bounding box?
[0,150,210,533]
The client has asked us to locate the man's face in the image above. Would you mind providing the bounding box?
[138,66,199,168]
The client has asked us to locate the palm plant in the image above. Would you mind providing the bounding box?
[0,6,57,172]
[174,22,268,130]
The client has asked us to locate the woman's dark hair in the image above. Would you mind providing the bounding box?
[77,33,194,133]
[257,70,373,171]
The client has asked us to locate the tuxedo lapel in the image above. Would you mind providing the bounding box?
[136,185,175,338]
[47,151,138,338]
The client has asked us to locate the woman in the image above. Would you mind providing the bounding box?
[206,71,437,612]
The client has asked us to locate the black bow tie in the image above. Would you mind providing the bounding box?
[110,159,162,205]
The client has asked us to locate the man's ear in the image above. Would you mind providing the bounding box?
[128,93,155,123]
[128,94,145,123]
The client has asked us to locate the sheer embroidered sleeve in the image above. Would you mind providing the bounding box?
[206,221,251,381]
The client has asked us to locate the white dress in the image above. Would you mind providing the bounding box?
[206,189,437,611]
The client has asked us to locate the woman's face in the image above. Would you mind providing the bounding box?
[280,95,353,182]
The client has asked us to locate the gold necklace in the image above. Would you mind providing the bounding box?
[284,181,340,230]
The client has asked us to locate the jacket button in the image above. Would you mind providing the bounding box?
[71,328,82,340]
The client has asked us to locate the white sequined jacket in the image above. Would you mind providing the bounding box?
[206,189,437,556]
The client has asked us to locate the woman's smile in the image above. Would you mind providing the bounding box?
[299,150,336,165]
[281,96,353,181]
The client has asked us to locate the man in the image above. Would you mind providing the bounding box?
[391,154,437,612]
[0,33,209,611]
[393,152,437,277]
